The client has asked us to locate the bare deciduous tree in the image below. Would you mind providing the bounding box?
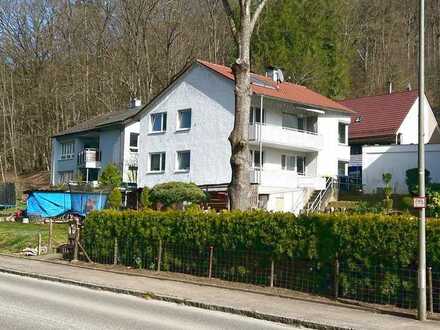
[221,0,268,210]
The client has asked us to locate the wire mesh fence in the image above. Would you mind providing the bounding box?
[79,239,440,314]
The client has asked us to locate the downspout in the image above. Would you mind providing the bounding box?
[259,95,264,184]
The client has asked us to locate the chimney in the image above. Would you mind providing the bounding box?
[407,82,412,91]
[388,81,393,94]
[129,98,142,109]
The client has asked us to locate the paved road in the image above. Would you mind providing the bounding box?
[0,272,298,330]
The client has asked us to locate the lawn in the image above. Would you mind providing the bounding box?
[0,222,68,253]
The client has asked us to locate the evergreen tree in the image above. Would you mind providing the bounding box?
[251,0,351,98]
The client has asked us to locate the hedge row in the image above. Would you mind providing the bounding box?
[82,210,440,271]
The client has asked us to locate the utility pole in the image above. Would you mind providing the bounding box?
[418,0,427,321]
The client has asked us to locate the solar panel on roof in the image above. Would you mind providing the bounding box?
[250,75,276,89]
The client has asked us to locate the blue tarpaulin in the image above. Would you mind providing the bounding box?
[27,191,107,218]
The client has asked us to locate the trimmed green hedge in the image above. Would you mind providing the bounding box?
[82,210,440,271]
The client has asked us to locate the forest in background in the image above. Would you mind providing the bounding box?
[0,0,439,177]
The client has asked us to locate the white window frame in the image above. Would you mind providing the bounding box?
[281,154,296,171]
[60,142,75,160]
[297,156,306,176]
[176,150,191,172]
[149,152,166,173]
[338,122,348,145]
[249,107,265,125]
[249,150,264,170]
[149,112,167,133]
[59,171,74,183]
[129,133,139,152]
[177,109,192,131]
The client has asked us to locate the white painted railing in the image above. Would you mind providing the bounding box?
[249,123,324,151]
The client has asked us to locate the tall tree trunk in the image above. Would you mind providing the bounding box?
[222,0,268,210]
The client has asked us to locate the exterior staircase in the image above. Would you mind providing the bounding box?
[303,177,336,213]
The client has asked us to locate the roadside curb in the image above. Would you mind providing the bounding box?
[0,265,353,330]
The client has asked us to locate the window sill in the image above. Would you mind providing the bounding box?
[147,171,165,174]
[148,131,166,135]
[175,128,191,133]
[175,169,190,173]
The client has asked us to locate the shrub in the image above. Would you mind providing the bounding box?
[406,168,431,195]
[139,188,151,209]
[383,198,393,210]
[149,182,206,207]
[107,188,122,209]
[400,196,413,211]
[428,191,440,218]
[100,164,122,188]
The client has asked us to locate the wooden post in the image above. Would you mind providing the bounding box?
[113,237,118,265]
[428,267,433,313]
[270,259,275,288]
[157,239,162,272]
[208,246,213,279]
[48,218,53,253]
[72,221,79,262]
[37,233,42,256]
[334,258,340,299]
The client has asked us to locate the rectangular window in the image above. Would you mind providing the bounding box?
[150,113,167,133]
[249,150,264,169]
[338,161,347,176]
[59,171,74,183]
[338,122,347,144]
[281,155,296,171]
[249,107,265,124]
[128,166,138,183]
[129,133,139,152]
[176,150,191,171]
[177,109,191,130]
[282,113,298,129]
[60,142,75,160]
[297,156,305,175]
[149,152,166,172]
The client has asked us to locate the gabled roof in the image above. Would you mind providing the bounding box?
[340,90,419,140]
[53,107,142,138]
[197,60,353,114]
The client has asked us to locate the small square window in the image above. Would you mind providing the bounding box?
[281,155,296,171]
[150,113,167,133]
[176,151,190,171]
[60,142,75,160]
[129,133,139,152]
[150,152,166,172]
[177,109,191,130]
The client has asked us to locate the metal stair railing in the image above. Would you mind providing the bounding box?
[305,177,334,214]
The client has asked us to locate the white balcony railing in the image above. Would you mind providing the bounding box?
[77,148,101,168]
[249,123,324,151]
[250,169,325,190]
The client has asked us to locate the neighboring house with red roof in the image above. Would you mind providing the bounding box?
[135,60,353,213]
[339,90,440,190]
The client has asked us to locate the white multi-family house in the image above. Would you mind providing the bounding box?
[51,100,142,185]
[134,60,353,213]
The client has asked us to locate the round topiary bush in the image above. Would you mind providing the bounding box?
[149,182,206,208]
[107,187,122,209]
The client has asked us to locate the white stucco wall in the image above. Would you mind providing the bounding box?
[397,96,438,144]
[138,65,235,188]
[122,121,140,183]
[316,113,350,177]
[362,144,440,194]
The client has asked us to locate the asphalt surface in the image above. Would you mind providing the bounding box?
[0,272,299,330]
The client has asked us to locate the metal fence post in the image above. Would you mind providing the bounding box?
[72,221,80,262]
[48,218,53,253]
[113,237,118,265]
[157,239,162,272]
[37,233,42,256]
[428,267,433,313]
[334,258,340,299]
[208,246,213,279]
[270,258,275,288]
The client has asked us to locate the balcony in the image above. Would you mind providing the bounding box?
[250,169,325,191]
[77,148,101,168]
[249,124,324,151]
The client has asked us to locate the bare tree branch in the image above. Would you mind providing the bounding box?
[250,0,269,34]
[221,0,239,43]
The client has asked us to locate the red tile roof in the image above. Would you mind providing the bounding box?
[197,60,353,114]
[340,90,419,140]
